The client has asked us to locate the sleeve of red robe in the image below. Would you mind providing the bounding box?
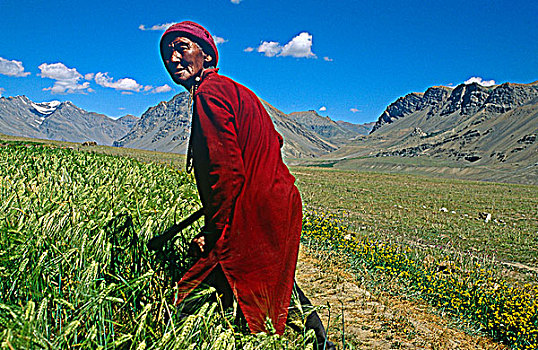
[194,91,246,233]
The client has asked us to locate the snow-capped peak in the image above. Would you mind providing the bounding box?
[32,100,61,115]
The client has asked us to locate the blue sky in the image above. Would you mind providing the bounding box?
[0,0,536,124]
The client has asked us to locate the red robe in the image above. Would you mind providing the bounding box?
[173,69,302,334]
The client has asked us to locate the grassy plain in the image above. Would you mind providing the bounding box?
[292,155,538,185]
[294,167,537,271]
[293,168,537,348]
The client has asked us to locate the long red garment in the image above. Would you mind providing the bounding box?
[173,69,302,334]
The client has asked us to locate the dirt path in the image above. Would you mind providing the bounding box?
[295,246,506,349]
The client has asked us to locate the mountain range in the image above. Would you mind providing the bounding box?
[1,80,536,184]
[0,95,137,146]
[0,93,372,159]
[113,93,375,158]
[306,81,538,184]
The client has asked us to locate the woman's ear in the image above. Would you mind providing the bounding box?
[204,53,213,67]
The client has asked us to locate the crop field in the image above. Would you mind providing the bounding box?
[1,138,537,349]
[0,141,316,349]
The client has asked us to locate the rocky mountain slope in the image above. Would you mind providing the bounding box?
[336,120,375,135]
[262,102,338,158]
[113,93,192,154]
[288,110,361,146]
[306,81,538,184]
[114,92,370,158]
[368,81,538,164]
[0,94,371,159]
[0,95,136,145]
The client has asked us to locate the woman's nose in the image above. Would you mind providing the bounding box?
[171,51,181,62]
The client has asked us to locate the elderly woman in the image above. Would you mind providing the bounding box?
[160,21,334,349]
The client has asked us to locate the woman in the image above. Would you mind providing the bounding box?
[160,21,334,349]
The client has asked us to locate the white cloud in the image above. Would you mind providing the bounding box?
[250,32,317,59]
[0,87,5,96]
[141,84,172,94]
[43,80,91,94]
[464,76,496,87]
[323,56,333,62]
[280,32,316,58]
[39,63,81,80]
[139,22,174,31]
[139,23,226,47]
[0,57,31,77]
[84,73,95,80]
[257,41,282,57]
[319,106,327,111]
[95,72,143,92]
[350,108,361,113]
[231,0,243,4]
[152,84,172,93]
[38,62,91,94]
[214,36,228,44]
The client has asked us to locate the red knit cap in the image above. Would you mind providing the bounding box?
[160,21,219,67]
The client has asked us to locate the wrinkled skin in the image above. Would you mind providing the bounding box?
[161,36,212,89]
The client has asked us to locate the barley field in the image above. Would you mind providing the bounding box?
[0,141,315,349]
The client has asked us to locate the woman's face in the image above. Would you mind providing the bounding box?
[161,36,209,88]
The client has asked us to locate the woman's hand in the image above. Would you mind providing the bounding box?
[192,235,206,253]
[187,226,221,258]
[188,233,207,258]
